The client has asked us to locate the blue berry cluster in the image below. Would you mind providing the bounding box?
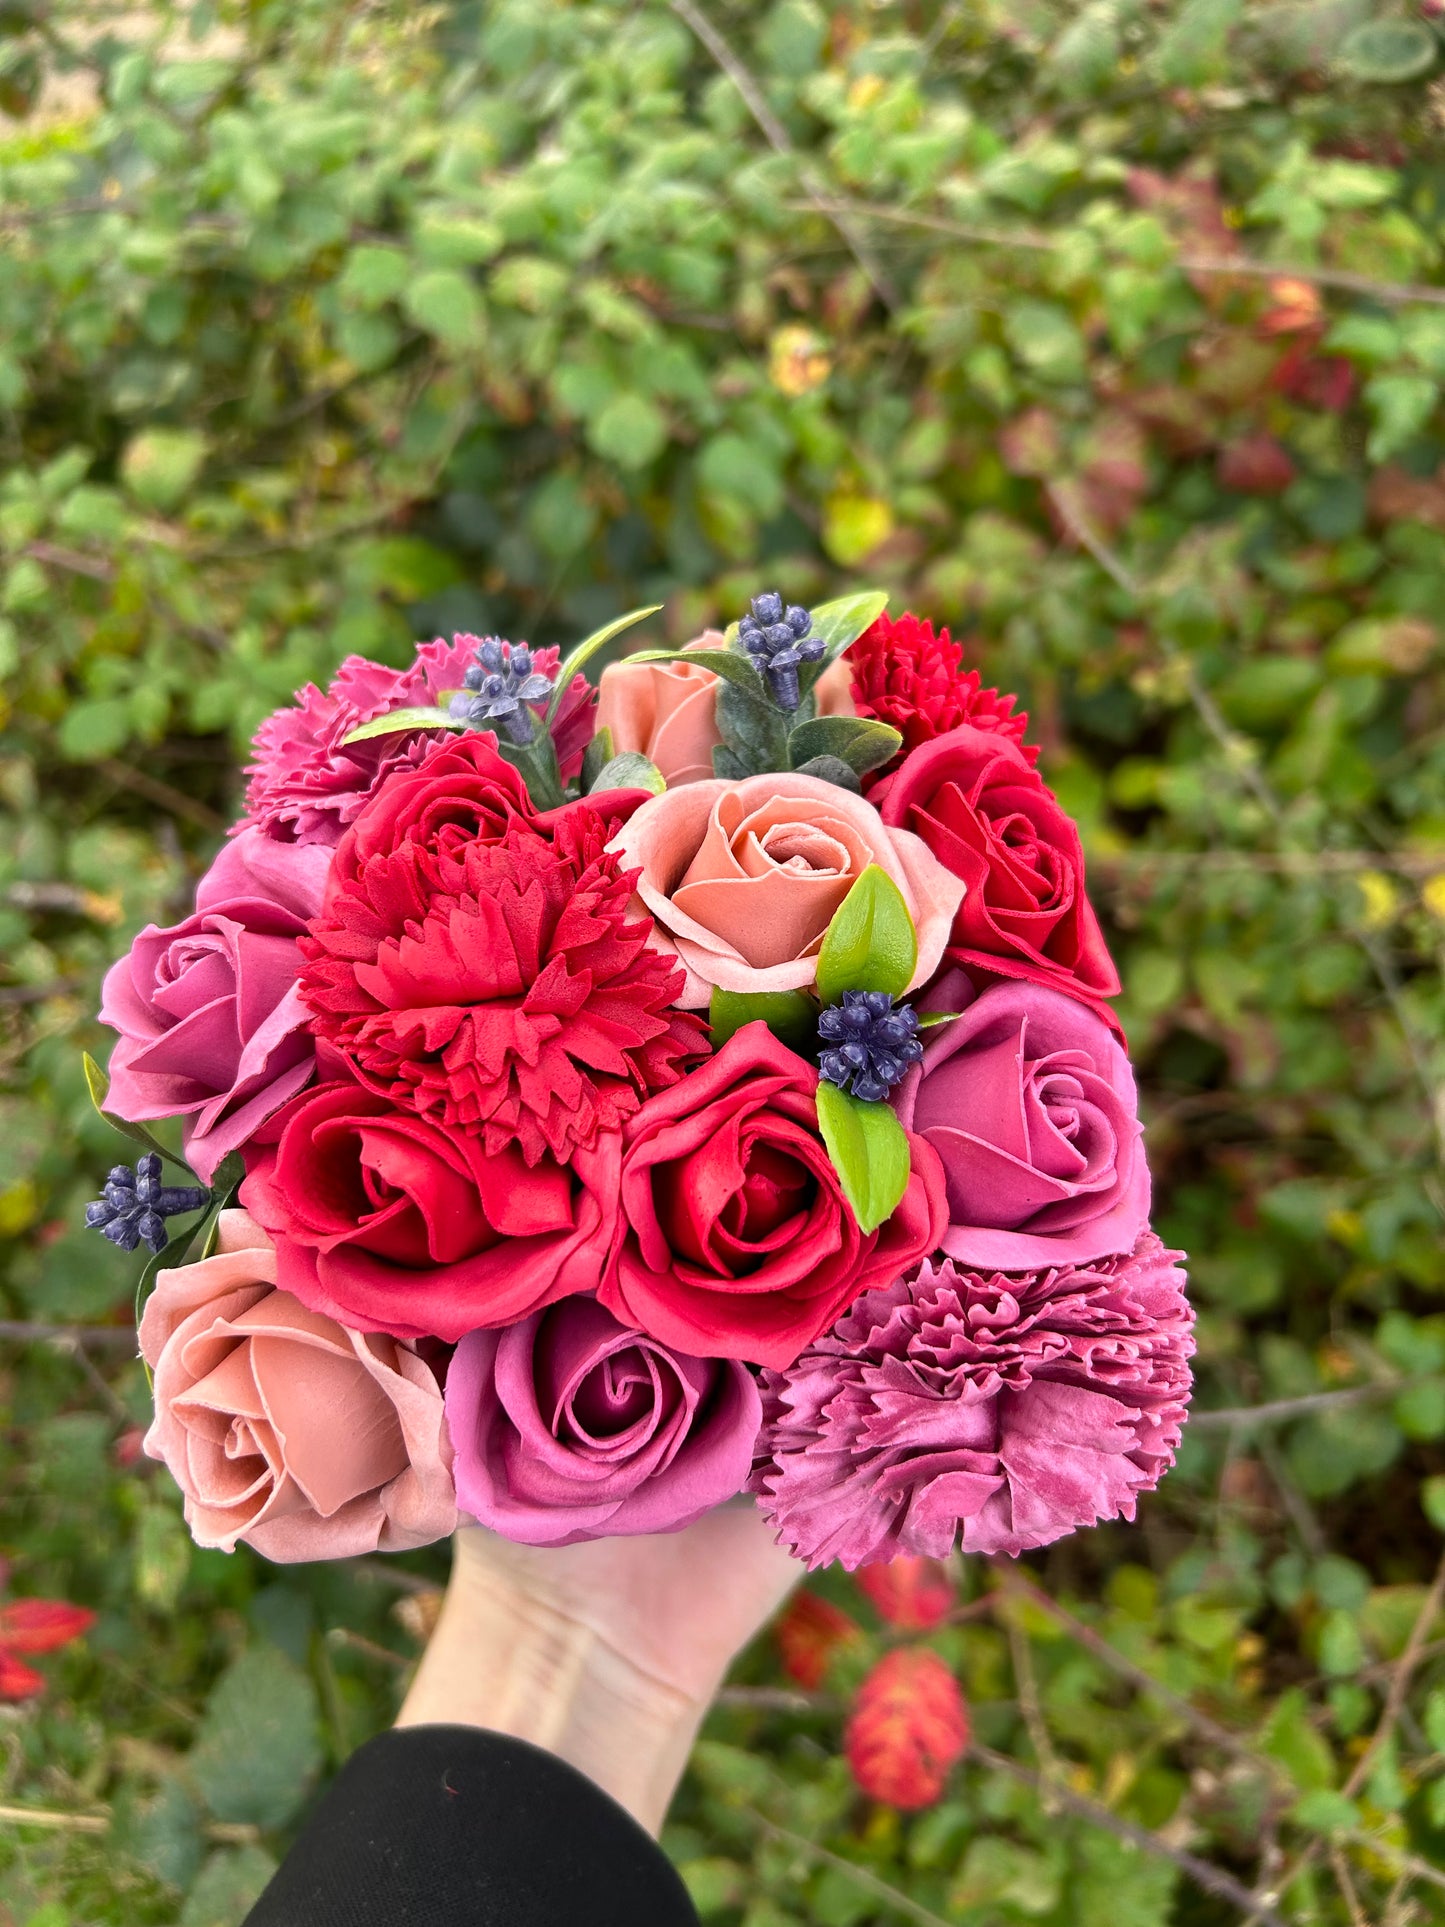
[738,592,823,711]
[817,992,925,1104]
[448,637,555,746]
[85,1154,209,1255]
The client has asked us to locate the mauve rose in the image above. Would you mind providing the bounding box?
[447,1296,761,1546]
[894,979,1148,1271]
[875,724,1120,1013]
[139,1210,455,1561]
[99,828,331,1184]
[601,1023,947,1370]
[240,1071,617,1342]
[609,772,964,1007]
[596,631,726,787]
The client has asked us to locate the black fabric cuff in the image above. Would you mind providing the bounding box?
[241,1723,700,1927]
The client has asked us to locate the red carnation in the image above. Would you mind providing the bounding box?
[842,611,1036,786]
[301,805,709,1166]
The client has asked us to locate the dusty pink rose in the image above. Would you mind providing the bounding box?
[894,978,1148,1271]
[446,1296,761,1546]
[608,773,964,1006]
[139,1211,456,1561]
[596,631,726,787]
[753,1234,1193,1567]
[99,828,331,1184]
[811,655,857,717]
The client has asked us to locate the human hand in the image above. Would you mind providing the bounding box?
[397,1503,799,1833]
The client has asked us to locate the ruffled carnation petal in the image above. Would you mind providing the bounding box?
[753,1233,1193,1568]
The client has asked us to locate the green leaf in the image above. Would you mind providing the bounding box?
[588,391,668,468]
[495,729,566,810]
[587,751,665,794]
[815,1082,911,1234]
[806,590,889,668]
[787,715,902,778]
[337,243,411,309]
[339,705,463,747]
[712,744,751,780]
[709,988,817,1052]
[178,1846,280,1927]
[82,1052,195,1173]
[918,1010,963,1028]
[630,647,768,702]
[1336,19,1438,83]
[580,727,616,791]
[816,865,918,1005]
[550,605,663,719]
[403,269,485,349]
[792,754,862,792]
[189,1646,323,1830]
[120,428,208,510]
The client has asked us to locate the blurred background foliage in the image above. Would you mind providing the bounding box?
[2,0,1445,1921]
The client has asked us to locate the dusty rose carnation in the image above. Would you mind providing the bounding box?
[753,1233,1193,1569]
[243,638,595,846]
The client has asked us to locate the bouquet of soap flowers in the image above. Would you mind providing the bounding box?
[85,590,1192,1567]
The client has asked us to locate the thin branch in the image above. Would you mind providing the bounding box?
[990,1566,1272,1777]
[736,1804,957,1927]
[0,1801,257,1844]
[970,1743,1288,1927]
[0,1322,137,1349]
[1093,849,1445,878]
[0,978,84,1007]
[792,198,1445,310]
[1190,1381,1411,1429]
[668,0,899,313]
[96,759,228,834]
[1342,1548,1445,1802]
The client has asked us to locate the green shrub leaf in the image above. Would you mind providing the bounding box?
[816,865,918,1005]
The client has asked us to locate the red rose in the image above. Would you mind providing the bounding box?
[874,725,1120,1013]
[330,732,536,888]
[600,1023,946,1371]
[240,1070,616,1342]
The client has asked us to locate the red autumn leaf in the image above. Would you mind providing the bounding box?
[0,1599,97,1655]
[0,1652,47,1702]
[844,1648,969,1810]
[1272,344,1356,413]
[856,1555,956,1631]
[1217,434,1296,495]
[776,1589,862,1689]
[999,407,1062,478]
[1258,276,1322,336]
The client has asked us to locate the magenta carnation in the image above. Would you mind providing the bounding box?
[243,637,595,846]
[753,1233,1193,1569]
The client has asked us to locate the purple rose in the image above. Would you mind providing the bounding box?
[894,977,1148,1270]
[99,827,331,1184]
[446,1296,762,1546]
[753,1235,1194,1568]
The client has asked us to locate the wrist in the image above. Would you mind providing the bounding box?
[396,1552,707,1834]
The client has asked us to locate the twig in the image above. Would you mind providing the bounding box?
[0,979,84,1007]
[4,882,106,916]
[0,1322,137,1349]
[1003,1610,1062,1809]
[989,1566,1272,1777]
[1190,1381,1411,1429]
[717,1683,835,1714]
[736,1804,957,1927]
[0,1801,258,1844]
[971,1744,1288,1927]
[22,540,114,584]
[1330,1844,1368,1927]
[1093,849,1445,879]
[790,198,1445,310]
[96,759,227,834]
[668,0,899,313]
[325,1627,409,1670]
[1254,1427,1328,1560]
[351,1557,439,1595]
[1342,1549,1445,1802]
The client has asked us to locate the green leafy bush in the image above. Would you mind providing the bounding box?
[2,2,1445,1921]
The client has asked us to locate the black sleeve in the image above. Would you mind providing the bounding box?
[241,1724,701,1927]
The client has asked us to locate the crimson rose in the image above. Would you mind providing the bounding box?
[875,724,1120,1012]
[600,1023,946,1371]
[240,1070,616,1342]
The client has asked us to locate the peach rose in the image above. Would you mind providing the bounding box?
[609,772,966,1005]
[811,654,857,717]
[596,630,726,787]
[139,1210,456,1562]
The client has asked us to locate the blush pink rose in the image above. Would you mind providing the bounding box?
[99,828,332,1184]
[608,772,964,1006]
[446,1296,761,1546]
[139,1210,456,1561]
[596,631,726,787]
[894,979,1148,1271]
